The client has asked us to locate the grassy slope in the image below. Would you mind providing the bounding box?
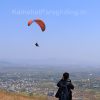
[0,91,48,100]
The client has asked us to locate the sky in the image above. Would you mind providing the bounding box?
[0,0,100,65]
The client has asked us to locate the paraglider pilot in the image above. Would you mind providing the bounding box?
[35,43,39,47]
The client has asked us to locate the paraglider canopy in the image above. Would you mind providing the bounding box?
[28,19,46,32]
[28,19,33,26]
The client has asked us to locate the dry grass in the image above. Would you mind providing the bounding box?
[0,91,48,100]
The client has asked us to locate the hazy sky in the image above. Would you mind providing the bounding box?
[0,0,100,65]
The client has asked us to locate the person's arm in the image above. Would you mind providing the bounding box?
[57,80,62,87]
[67,79,74,89]
[68,82,74,89]
[57,79,67,88]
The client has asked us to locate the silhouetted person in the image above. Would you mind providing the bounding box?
[55,72,74,100]
[35,43,39,47]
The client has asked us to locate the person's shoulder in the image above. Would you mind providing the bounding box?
[59,79,63,81]
[58,79,63,83]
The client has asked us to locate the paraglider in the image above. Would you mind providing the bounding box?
[35,43,39,47]
[28,18,46,47]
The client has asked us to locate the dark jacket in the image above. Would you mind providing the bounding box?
[55,79,74,100]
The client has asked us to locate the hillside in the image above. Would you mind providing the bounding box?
[0,91,49,100]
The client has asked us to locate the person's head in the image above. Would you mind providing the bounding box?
[63,72,69,80]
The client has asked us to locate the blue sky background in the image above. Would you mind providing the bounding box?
[0,0,100,65]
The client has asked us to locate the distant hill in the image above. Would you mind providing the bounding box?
[0,60,100,73]
[0,61,12,67]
